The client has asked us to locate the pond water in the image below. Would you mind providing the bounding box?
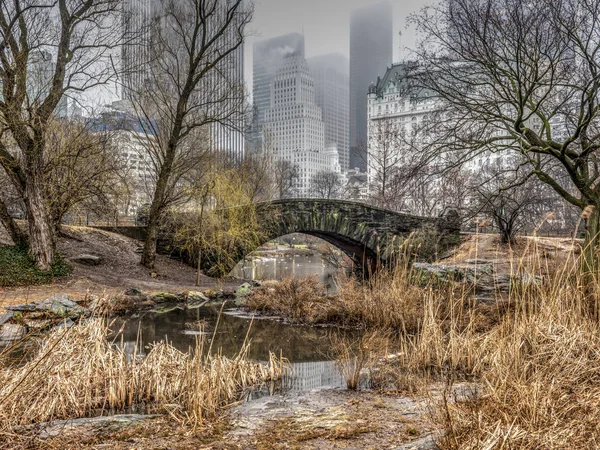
[115,251,355,392]
[231,251,343,288]
[115,304,359,393]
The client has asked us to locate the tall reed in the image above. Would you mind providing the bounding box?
[0,319,289,430]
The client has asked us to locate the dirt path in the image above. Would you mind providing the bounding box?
[441,233,580,276]
[0,226,242,309]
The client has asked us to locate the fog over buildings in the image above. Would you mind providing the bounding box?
[244,0,428,95]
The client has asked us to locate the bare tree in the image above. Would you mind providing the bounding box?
[365,118,405,210]
[412,0,600,271]
[131,0,253,269]
[43,118,123,231]
[0,0,127,269]
[310,170,344,199]
[468,164,555,243]
[272,159,299,200]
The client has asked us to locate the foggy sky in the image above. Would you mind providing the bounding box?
[244,0,432,97]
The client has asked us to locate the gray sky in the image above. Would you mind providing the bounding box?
[243,0,432,95]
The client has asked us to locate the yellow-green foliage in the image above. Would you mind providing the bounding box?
[174,166,266,277]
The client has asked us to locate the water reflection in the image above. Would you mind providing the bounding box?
[231,253,344,287]
[113,304,355,392]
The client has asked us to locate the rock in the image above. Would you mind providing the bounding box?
[134,246,144,254]
[124,287,143,296]
[203,289,222,299]
[53,318,75,331]
[0,323,27,344]
[413,262,493,283]
[0,312,14,326]
[138,299,157,309]
[70,254,102,266]
[6,303,37,312]
[151,304,184,314]
[36,414,161,439]
[235,283,252,297]
[222,289,236,298]
[24,319,53,330]
[187,291,209,302]
[393,434,439,449]
[6,294,87,319]
[464,259,492,265]
[150,292,179,304]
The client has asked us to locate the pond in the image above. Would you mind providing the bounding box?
[231,250,343,288]
[114,250,356,393]
[114,304,359,393]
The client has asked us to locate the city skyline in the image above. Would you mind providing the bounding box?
[244,0,430,99]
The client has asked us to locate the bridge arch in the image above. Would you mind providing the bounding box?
[229,199,461,277]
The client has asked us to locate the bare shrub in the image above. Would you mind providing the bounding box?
[246,277,342,324]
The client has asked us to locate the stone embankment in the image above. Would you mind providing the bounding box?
[413,259,542,301]
[0,283,255,345]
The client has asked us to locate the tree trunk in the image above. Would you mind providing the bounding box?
[141,138,179,269]
[0,196,28,247]
[141,210,160,269]
[582,205,600,276]
[24,177,55,271]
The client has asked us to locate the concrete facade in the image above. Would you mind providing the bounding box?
[263,55,340,197]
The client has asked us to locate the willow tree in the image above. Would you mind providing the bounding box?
[0,0,127,269]
[412,0,600,271]
[131,0,253,269]
[174,162,266,280]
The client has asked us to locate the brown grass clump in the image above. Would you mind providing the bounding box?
[383,242,600,449]
[246,271,468,331]
[329,331,391,390]
[431,270,600,449]
[246,276,343,324]
[0,319,288,432]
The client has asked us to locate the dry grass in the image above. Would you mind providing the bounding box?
[329,331,391,390]
[0,319,289,435]
[387,240,600,449]
[246,276,343,324]
[246,271,469,332]
[249,236,600,447]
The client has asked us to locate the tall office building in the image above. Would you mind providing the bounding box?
[252,33,305,125]
[308,54,350,172]
[349,1,393,171]
[121,0,246,161]
[263,55,340,197]
[121,0,161,100]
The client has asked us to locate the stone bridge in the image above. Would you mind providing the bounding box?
[95,199,461,277]
[223,199,461,277]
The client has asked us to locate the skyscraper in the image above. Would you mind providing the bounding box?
[308,54,350,172]
[349,1,393,171]
[252,33,305,125]
[263,55,340,197]
[121,0,161,100]
[121,0,246,161]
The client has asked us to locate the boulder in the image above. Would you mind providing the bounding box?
[187,291,209,302]
[124,287,143,297]
[36,414,161,439]
[0,312,14,326]
[0,323,27,344]
[6,294,87,319]
[235,283,252,297]
[149,292,179,304]
[70,254,102,266]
